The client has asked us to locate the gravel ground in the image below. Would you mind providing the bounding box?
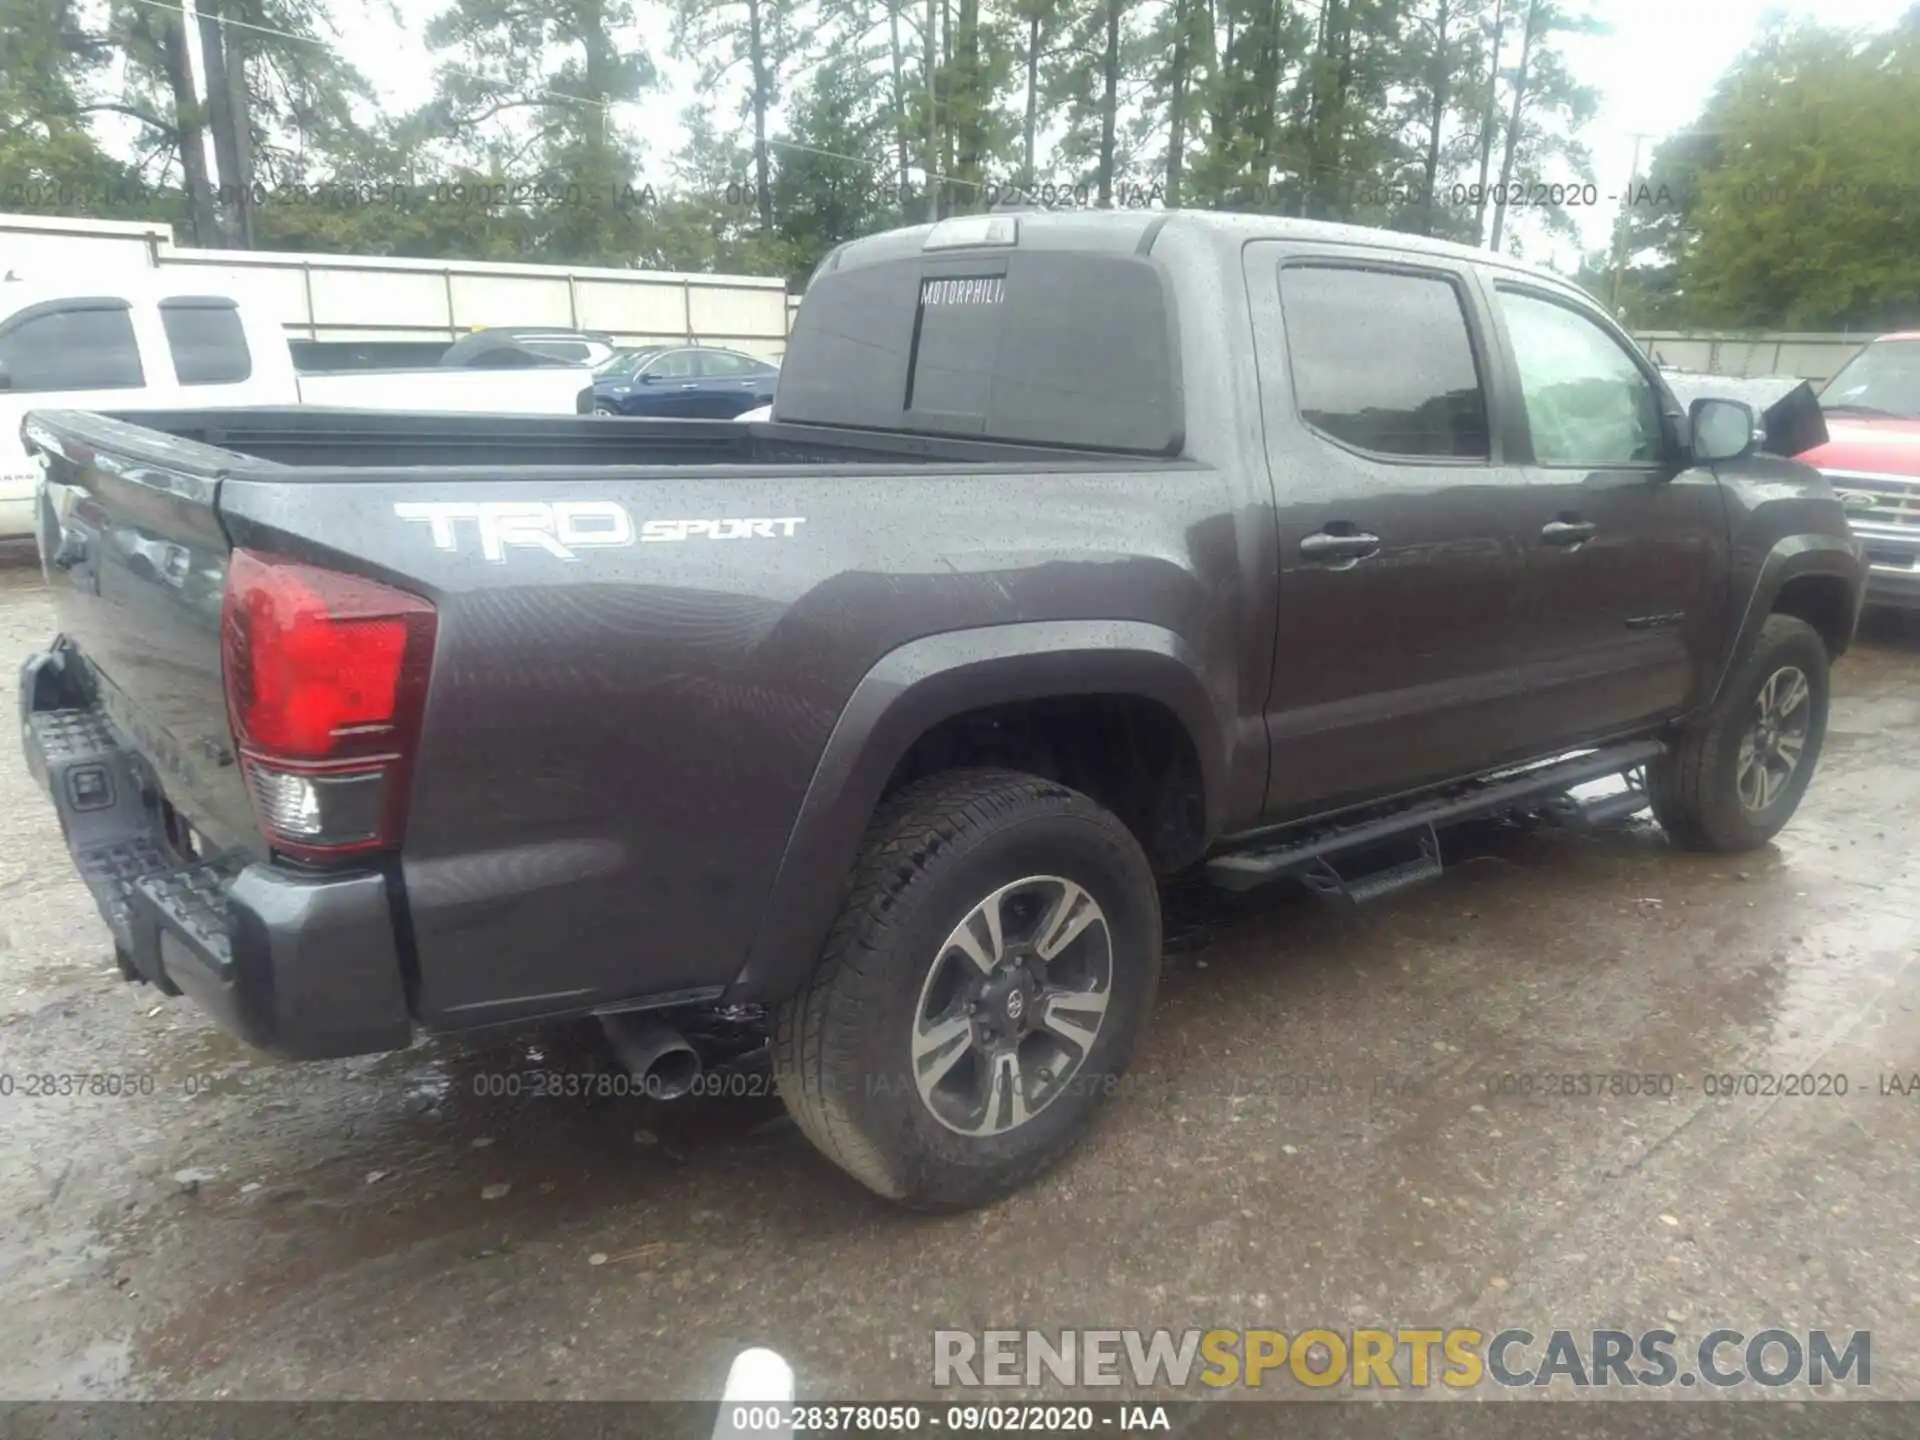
[2,548,1917,1415]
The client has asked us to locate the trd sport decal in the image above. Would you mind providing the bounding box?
[394,502,805,562]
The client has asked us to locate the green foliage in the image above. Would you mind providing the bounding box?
[230,0,379,185]
[1591,127,1718,329]
[9,0,1913,323]
[407,0,657,263]
[0,0,148,223]
[1670,12,1920,330]
[766,54,908,277]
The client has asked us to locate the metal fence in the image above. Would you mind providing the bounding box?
[1,211,793,361]
[2,213,1889,382]
[1630,331,1879,385]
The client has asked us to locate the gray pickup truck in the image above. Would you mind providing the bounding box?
[18,211,1867,1210]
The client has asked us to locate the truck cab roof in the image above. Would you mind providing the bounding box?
[825,207,1584,290]
[0,270,275,312]
[784,207,1596,457]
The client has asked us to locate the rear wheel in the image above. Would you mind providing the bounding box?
[773,769,1161,1210]
[1651,613,1830,852]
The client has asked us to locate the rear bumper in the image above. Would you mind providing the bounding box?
[19,645,414,1060]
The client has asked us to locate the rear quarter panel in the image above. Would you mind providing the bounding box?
[214,459,1245,1028]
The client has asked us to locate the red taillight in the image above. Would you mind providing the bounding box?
[222,549,436,861]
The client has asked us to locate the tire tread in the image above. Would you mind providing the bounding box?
[773,768,1145,1208]
[1651,613,1828,853]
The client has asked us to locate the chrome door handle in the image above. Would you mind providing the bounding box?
[1299,530,1382,564]
[1541,520,1597,547]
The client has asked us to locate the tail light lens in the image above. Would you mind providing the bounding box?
[222,549,436,862]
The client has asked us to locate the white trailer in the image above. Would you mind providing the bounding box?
[0,211,792,361]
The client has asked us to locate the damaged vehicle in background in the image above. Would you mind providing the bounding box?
[1664,334,1920,613]
[18,211,1866,1211]
[1802,332,1920,611]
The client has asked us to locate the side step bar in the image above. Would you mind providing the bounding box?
[1296,824,1444,908]
[1205,740,1663,896]
[1537,767,1653,831]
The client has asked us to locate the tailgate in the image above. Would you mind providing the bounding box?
[21,410,261,861]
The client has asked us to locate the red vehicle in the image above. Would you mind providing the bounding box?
[1798,333,1920,610]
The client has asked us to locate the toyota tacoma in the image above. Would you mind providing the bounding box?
[17,211,1868,1209]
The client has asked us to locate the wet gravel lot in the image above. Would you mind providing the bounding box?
[2,546,1918,1406]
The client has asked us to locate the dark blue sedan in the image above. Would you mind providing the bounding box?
[591,345,779,418]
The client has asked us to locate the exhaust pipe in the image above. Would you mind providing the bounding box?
[599,1013,702,1099]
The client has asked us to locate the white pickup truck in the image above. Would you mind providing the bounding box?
[0,273,594,538]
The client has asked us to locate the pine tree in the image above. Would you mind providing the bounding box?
[416,0,655,262]
[673,0,798,233]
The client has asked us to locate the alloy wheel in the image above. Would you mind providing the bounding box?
[1736,664,1811,812]
[910,875,1114,1136]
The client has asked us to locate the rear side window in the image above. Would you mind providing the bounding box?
[698,350,754,377]
[646,350,699,379]
[160,299,252,385]
[1279,265,1489,459]
[0,303,145,391]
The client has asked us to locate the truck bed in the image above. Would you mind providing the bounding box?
[69,407,1166,473]
[18,398,1214,1055]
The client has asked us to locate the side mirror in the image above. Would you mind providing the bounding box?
[639,370,663,384]
[1690,397,1760,464]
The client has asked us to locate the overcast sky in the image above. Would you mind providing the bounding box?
[321,0,1917,272]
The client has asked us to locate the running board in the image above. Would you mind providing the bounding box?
[1205,740,1665,894]
[1296,825,1444,908]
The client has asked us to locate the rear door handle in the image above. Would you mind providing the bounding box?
[1299,529,1381,564]
[1541,519,1597,547]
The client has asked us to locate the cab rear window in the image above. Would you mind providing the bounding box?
[160,298,253,386]
[777,250,1182,455]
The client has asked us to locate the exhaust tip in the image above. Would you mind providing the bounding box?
[643,1045,701,1100]
[599,1013,703,1100]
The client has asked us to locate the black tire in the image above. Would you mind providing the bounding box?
[1650,613,1830,852]
[772,768,1162,1210]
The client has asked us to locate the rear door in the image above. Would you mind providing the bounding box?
[694,349,774,416]
[1485,281,1729,745]
[627,347,703,414]
[1247,245,1535,819]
